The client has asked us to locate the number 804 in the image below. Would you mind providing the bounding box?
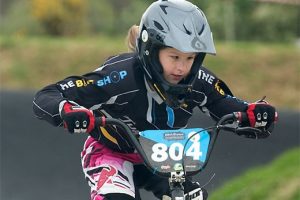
[151,132,203,162]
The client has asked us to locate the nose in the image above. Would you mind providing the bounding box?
[174,60,186,73]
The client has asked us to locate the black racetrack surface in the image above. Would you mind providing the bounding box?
[1,90,299,200]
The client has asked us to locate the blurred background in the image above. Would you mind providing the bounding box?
[0,0,299,109]
[0,0,299,200]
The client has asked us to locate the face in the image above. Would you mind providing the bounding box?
[159,47,196,84]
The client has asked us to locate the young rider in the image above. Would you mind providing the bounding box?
[33,0,277,199]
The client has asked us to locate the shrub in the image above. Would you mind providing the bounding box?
[31,0,87,36]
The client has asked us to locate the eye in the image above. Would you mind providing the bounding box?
[185,55,196,61]
[170,55,179,60]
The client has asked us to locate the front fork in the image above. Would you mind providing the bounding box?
[169,170,185,200]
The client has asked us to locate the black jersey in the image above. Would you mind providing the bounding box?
[33,52,248,153]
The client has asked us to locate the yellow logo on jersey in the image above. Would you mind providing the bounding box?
[76,79,94,87]
[215,80,225,95]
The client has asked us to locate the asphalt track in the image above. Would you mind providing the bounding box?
[0,90,299,200]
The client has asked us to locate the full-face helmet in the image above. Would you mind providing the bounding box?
[137,0,216,108]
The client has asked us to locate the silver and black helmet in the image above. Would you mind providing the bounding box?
[137,0,216,108]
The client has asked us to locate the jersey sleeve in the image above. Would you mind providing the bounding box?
[32,72,111,126]
[197,67,249,121]
[33,53,138,127]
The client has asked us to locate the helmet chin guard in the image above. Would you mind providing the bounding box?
[137,0,216,108]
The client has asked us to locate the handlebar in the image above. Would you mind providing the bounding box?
[216,112,246,126]
[95,112,258,137]
[95,112,246,127]
[94,112,263,177]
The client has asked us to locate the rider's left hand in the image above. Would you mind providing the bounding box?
[246,102,277,129]
[240,101,278,139]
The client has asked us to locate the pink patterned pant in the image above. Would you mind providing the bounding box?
[81,136,143,200]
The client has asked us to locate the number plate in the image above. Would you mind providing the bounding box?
[139,128,210,173]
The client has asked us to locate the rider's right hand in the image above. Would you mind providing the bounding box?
[59,101,95,134]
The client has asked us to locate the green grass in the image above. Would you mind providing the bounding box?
[0,35,299,110]
[210,147,300,200]
[0,34,128,88]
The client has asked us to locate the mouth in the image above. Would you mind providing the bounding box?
[171,74,184,81]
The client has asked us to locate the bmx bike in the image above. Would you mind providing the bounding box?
[95,112,261,200]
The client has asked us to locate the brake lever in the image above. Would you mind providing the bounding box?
[219,122,263,134]
[218,121,240,132]
[235,127,263,134]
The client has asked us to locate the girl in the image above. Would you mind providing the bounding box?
[33,1,277,199]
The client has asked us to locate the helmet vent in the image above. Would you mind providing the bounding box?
[198,24,205,35]
[154,21,165,31]
[183,24,192,35]
[159,5,168,14]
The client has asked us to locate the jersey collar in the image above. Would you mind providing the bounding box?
[144,76,163,104]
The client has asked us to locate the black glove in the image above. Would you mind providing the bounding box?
[247,102,277,129]
[238,102,278,139]
[60,101,95,133]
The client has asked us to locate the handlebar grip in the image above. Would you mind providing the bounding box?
[233,112,248,123]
